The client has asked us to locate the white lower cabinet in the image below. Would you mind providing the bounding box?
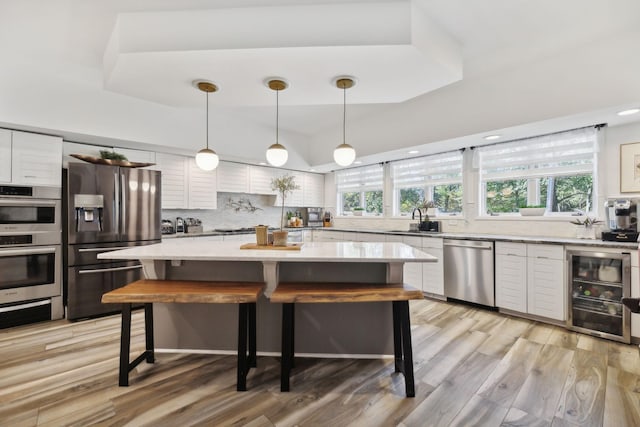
[495,242,528,312]
[496,242,565,321]
[421,237,444,296]
[399,236,443,295]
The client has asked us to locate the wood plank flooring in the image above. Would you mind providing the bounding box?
[1,298,640,426]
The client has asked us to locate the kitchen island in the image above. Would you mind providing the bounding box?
[99,240,435,356]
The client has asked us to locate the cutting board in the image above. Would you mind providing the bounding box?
[240,243,303,251]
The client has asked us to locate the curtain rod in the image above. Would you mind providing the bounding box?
[471,123,607,150]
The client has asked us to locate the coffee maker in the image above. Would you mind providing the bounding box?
[602,198,640,241]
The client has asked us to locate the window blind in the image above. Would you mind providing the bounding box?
[391,151,463,188]
[336,164,384,192]
[478,127,596,181]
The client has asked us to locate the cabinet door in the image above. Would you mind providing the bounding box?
[422,247,444,295]
[527,256,565,321]
[217,162,249,193]
[495,252,527,312]
[248,166,277,195]
[188,158,217,209]
[12,132,62,186]
[303,173,324,207]
[116,148,156,166]
[155,153,188,209]
[403,236,422,291]
[0,129,11,183]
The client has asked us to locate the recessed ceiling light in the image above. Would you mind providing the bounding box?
[259,162,267,165]
[484,135,501,140]
[309,168,316,172]
[617,108,640,116]
[408,150,419,154]
[354,160,362,165]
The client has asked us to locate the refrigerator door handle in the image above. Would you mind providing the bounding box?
[121,172,127,235]
[114,172,120,237]
[78,246,134,253]
[78,264,143,275]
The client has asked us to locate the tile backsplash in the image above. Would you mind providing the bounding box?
[162,193,298,231]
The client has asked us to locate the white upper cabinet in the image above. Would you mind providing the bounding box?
[274,171,304,207]
[116,148,156,166]
[217,162,249,193]
[63,141,102,167]
[155,153,188,209]
[0,129,12,183]
[11,131,62,187]
[303,173,324,207]
[187,158,217,209]
[248,166,278,195]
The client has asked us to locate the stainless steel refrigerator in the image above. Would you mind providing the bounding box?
[64,162,161,320]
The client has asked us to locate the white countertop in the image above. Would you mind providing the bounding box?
[97,240,436,263]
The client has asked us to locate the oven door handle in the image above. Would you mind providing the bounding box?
[0,247,57,256]
[0,199,58,207]
[78,264,143,275]
[0,299,50,313]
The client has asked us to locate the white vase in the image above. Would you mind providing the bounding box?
[576,226,595,239]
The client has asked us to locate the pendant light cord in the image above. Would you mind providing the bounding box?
[276,89,279,143]
[205,91,210,150]
[343,85,346,144]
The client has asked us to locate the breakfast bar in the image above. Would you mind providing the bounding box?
[99,240,435,356]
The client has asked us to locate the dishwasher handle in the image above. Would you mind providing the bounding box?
[443,241,493,250]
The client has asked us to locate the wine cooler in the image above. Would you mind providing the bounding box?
[567,250,631,343]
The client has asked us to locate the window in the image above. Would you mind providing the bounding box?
[390,151,463,216]
[336,164,384,216]
[477,127,597,215]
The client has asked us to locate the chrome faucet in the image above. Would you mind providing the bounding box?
[411,208,422,223]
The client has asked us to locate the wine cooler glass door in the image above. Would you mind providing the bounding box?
[567,250,631,343]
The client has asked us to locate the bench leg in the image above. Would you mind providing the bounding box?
[393,301,416,398]
[237,303,249,391]
[144,303,155,363]
[281,303,295,392]
[119,303,132,386]
[248,302,257,368]
[392,301,403,373]
[118,303,156,387]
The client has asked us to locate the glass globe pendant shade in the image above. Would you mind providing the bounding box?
[195,148,219,171]
[333,143,356,167]
[266,143,288,167]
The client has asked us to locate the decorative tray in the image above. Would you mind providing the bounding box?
[70,154,155,168]
[240,243,303,251]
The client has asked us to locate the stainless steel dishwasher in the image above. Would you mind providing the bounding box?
[443,239,495,306]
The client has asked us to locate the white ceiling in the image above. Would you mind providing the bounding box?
[0,0,639,172]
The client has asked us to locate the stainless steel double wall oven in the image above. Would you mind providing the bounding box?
[0,185,64,328]
[64,163,161,320]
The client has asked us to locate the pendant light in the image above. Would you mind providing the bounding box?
[266,79,288,167]
[333,77,356,167]
[194,80,220,171]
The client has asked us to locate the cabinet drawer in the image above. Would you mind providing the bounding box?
[496,242,526,256]
[527,244,563,260]
[403,236,422,248]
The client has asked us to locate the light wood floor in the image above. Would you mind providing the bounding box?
[2,299,640,426]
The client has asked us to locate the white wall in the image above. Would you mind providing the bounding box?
[331,121,640,238]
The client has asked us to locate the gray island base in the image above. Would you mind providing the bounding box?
[98,241,435,357]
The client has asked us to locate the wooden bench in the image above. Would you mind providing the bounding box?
[270,282,424,397]
[102,279,264,391]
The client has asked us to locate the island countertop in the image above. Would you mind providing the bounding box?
[97,240,436,263]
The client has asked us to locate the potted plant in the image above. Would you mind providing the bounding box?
[571,216,602,239]
[353,207,365,216]
[271,174,300,246]
[519,204,546,216]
